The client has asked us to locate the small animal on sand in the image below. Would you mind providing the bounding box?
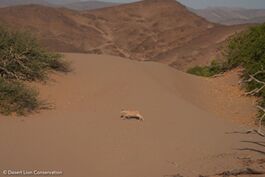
[120,109,144,121]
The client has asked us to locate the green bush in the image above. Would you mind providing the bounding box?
[225,24,265,72]
[187,60,224,77]
[0,78,40,115]
[0,26,70,81]
[188,23,265,122]
[225,24,265,110]
[0,26,70,115]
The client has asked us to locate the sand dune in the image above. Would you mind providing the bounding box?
[0,54,263,177]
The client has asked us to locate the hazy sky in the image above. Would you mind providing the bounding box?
[101,0,265,9]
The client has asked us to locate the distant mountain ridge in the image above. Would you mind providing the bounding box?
[64,1,120,11]
[0,0,50,6]
[0,0,120,10]
[192,7,265,25]
[0,0,83,6]
[45,0,84,4]
[0,0,247,70]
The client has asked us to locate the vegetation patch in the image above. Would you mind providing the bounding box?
[0,26,70,116]
[187,60,225,77]
[226,24,265,129]
[187,23,265,127]
[0,78,40,115]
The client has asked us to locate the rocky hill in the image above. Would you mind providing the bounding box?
[192,7,265,25]
[0,0,247,69]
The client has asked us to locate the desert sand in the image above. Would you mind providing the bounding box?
[0,53,264,177]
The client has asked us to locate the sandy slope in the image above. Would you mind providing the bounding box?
[0,54,263,177]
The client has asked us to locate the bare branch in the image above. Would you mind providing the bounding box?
[0,66,19,79]
[252,70,265,77]
[249,74,265,85]
[257,106,265,136]
[226,129,265,137]
[245,85,265,96]
[243,71,265,96]
[216,168,265,176]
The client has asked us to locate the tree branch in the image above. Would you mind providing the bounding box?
[257,106,265,136]
[244,71,265,96]
[216,168,265,176]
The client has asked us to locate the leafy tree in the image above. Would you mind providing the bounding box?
[0,26,70,115]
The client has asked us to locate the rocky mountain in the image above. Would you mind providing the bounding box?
[64,1,120,11]
[192,7,265,25]
[0,0,247,69]
[0,0,50,7]
[0,0,120,10]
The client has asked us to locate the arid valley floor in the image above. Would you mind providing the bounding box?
[0,0,265,177]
